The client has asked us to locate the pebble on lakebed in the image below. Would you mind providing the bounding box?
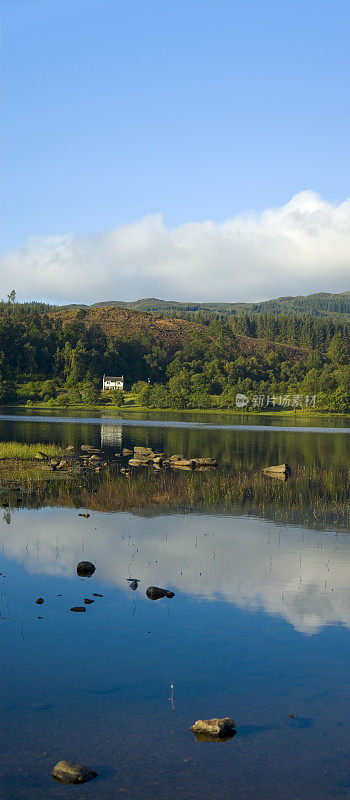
[35,598,44,605]
[76,561,96,577]
[52,760,97,784]
[191,718,236,739]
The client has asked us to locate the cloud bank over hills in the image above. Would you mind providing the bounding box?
[1,191,349,304]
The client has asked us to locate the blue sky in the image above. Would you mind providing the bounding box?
[0,0,349,302]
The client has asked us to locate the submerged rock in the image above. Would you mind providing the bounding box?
[193,457,217,467]
[76,561,96,577]
[191,718,236,738]
[70,606,86,613]
[146,586,174,600]
[35,597,44,605]
[92,593,103,597]
[52,760,97,784]
[146,586,166,600]
[83,598,95,604]
[192,730,236,742]
[127,579,139,590]
[171,459,195,468]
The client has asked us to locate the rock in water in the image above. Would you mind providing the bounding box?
[52,760,97,784]
[70,606,86,612]
[84,598,95,604]
[165,590,175,598]
[35,597,44,604]
[263,463,291,476]
[191,718,236,737]
[127,579,139,590]
[76,561,95,577]
[146,586,166,600]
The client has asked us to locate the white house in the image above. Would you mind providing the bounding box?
[102,374,124,391]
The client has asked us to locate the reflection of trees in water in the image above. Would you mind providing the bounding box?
[13,463,350,532]
[1,417,349,469]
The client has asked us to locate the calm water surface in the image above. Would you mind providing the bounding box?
[0,411,349,799]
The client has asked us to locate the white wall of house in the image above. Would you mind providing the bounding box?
[102,375,124,391]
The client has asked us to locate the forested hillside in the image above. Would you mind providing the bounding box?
[67,291,350,320]
[0,301,348,411]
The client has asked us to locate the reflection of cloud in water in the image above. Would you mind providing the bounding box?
[1,508,349,635]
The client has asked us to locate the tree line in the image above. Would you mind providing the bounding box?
[0,302,348,411]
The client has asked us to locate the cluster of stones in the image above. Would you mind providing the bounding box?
[34,445,108,474]
[127,446,217,470]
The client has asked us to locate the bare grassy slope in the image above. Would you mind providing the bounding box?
[51,305,312,362]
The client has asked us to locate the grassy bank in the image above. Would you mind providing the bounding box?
[0,441,63,460]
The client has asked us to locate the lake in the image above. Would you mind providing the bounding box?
[0,409,349,799]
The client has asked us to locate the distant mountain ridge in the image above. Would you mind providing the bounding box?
[65,291,350,319]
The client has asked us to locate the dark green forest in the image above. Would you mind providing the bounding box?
[0,300,349,411]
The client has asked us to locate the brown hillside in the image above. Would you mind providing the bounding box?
[51,306,207,352]
[51,305,312,362]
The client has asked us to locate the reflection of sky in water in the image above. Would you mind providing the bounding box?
[1,507,349,635]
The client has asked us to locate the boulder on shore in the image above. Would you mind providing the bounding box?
[190,718,236,737]
[52,761,97,784]
[34,452,48,461]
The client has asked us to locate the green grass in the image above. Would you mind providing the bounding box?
[0,441,63,459]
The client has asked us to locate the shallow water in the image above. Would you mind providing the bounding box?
[0,412,349,799]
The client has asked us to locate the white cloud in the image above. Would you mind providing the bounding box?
[0,191,349,303]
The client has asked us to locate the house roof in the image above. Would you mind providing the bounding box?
[104,376,123,381]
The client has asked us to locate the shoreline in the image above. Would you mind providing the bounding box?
[1,403,349,420]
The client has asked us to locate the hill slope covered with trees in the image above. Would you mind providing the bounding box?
[0,300,348,411]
